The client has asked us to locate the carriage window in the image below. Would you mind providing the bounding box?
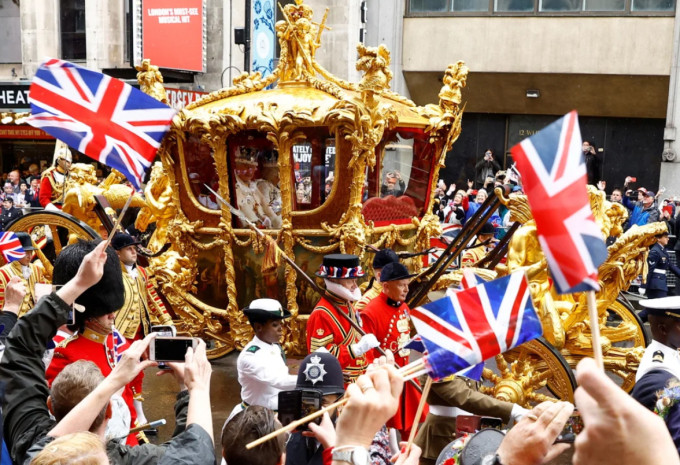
[184,135,219,210]
[228,132,281,229]
[362,129,434,224]
[291,129,335,212]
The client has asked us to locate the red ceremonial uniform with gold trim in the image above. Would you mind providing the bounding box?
[46,327,145,446]
[39,167,66,208]
[360,292,427,437]
[307,294,371,384]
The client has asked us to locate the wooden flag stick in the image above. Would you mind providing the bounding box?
[245,360,430,449]
[405,377,433,454]
[586,290,604,370]
[246,396,350,449]
[103,190,134,249]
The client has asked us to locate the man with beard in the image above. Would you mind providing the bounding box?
[307,254,379,384]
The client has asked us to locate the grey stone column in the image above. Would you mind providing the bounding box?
[20,0,60,78]
[660,1,680,194]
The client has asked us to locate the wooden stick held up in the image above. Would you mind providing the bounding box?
[405,377,433,453]
[586,290,604,370]
[103,190,135,249]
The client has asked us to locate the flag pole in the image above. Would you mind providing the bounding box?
[404,377,432,454]
[103,190,134,249]
[586,290,604,370]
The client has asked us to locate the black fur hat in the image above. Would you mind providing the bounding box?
[53,240,125,321]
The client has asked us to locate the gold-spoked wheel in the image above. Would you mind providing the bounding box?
[6,211,100,268]
[481,337,577,406]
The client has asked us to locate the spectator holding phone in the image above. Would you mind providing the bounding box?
[475,150,501,189]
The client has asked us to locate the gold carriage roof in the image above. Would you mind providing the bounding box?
[181,0,438,129]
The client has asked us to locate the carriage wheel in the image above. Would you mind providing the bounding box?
[481,337,577,406]
[602,296,649,392]
[6,211,100,265]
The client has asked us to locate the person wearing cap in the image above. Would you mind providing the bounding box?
[623,187,659,228]
[232,298,297,419]
[642,230,680,299]
[234,146,279,228]
[285,351,346,465]
[307,254,380,383]
[460,222,498,268]
[46,241,147,446]
[111,232,172,430]
[355,248,400,311]
[112,233,172,340]
[39,140,72,210]
[0,232,47,318]
[360,262,425,438]
[632,296,680,453]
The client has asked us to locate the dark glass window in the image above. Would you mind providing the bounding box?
[632,0,674,10]
[495,0,535,11]
[60,0,86,61]
[411,0,450,11]
[453,0,489,10]
[584,0,625,10]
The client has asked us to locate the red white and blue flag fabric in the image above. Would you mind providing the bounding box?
[410,271,542,381]
[27,59,177,190]
[0,232,25,263]
[510,111,607,294]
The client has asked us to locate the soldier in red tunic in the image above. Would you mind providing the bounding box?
[307,254,380,384]
[360,262,426,439]
[39,141,72,210]
[45,240,146,446]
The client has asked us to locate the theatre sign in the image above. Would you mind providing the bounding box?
[0,82,30,111]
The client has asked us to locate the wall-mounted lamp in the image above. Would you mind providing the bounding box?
[526,89,540,98]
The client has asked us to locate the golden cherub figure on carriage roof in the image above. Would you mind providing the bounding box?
[9,0,660,406]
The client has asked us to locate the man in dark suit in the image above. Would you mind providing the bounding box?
[0,198,22,230]
[645,230,680,299]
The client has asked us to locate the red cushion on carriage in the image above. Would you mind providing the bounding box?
[362,195,418,222]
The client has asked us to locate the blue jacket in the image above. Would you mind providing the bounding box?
[646,243,680,292]
[623,197,660,227]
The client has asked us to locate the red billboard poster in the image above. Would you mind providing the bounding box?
[142,0,205,72]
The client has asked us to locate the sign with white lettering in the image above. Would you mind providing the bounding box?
[142,0,206,72]
[0,83,30,110]
[163,86,207,109]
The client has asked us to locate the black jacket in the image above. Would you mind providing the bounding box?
[0,207,22,230]
[0,293,215,465]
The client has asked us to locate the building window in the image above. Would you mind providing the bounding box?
[453,0,490,10]
[632,0,674,10]
[410,0,450,11]
[60,0,86,61]
[495,0,535,12]
[410,0,675,12]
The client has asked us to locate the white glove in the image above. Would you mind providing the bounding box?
[45,203,59,212]
[352,333,380,357]
[510,404,530,423]
[639,287,646,296]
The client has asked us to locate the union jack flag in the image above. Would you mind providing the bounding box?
[511,111,607,294]
[0,232,26,263]
[27,59,177,190]
[410,271,542,380]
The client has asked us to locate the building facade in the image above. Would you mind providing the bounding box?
[368,0,680,197]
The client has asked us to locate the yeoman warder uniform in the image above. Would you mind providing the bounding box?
[0,232,47,317]
[355,248,399,312]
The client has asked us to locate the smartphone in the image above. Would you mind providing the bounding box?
[278,389,323,431]
[555,412,584,443]
[479,416,503,430]
[630,177,637,183]
[151,326,177,369]
[149,337,197,362]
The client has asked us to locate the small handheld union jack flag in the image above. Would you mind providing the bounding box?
[0,232,26,263]
[510,111,607,294]
[410,271,542,380]
[27,59,177,190]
